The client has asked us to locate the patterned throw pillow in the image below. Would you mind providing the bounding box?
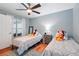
[55,33,64,41]
[32,32,36,36]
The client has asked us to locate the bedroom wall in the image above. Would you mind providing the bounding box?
[25,18,29,35]
[30,9,73,37]
[73,4,79,43]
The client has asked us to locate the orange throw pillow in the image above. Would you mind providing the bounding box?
[55,33,64,41]
[32,32,36,36]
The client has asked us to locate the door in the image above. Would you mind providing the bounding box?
[0,14,12,50]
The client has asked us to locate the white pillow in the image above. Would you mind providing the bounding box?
[64,32,68,40]
[35,32,39,36]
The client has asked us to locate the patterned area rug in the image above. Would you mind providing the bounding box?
[5,49,42,56]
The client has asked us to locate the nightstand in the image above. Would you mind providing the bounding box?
[42,34,52,44]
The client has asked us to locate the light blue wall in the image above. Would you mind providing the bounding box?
[30,9,73,36]
[73,4,79,43]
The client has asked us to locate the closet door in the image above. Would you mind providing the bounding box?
[0,14,12,50]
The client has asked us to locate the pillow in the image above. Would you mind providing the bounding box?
[32,32,39,36]
[32,33,35,36]
[36,32,39,36]
[32,32,36,36]
[55,33,64,41]
[64,32,68,40]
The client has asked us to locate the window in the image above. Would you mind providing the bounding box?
[13,17,23,37]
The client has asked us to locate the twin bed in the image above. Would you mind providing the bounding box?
[42,37,79,56]
[12,33,42,55]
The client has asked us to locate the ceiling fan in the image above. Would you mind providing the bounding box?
[16,3,41,15]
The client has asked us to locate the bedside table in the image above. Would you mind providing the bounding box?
[42,35,52,44]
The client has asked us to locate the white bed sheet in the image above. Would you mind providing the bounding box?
[42,38,79,56]
[13,34,42,55]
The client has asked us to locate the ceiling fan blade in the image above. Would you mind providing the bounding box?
[31,4,41,9]
[16,9,27,10]
[28,13,30,15]
[32,10,40,14]
[21,3,28,9]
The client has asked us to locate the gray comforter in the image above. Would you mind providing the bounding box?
[42,38,79,56]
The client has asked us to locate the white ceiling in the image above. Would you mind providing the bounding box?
[0,3,75,18]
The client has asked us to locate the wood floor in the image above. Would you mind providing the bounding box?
[33,43,48,53]
[0,43,47,56]
[0,47,12,56]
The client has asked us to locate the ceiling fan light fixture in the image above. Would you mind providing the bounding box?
[27,9,32,13]
[17,3,41,15]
